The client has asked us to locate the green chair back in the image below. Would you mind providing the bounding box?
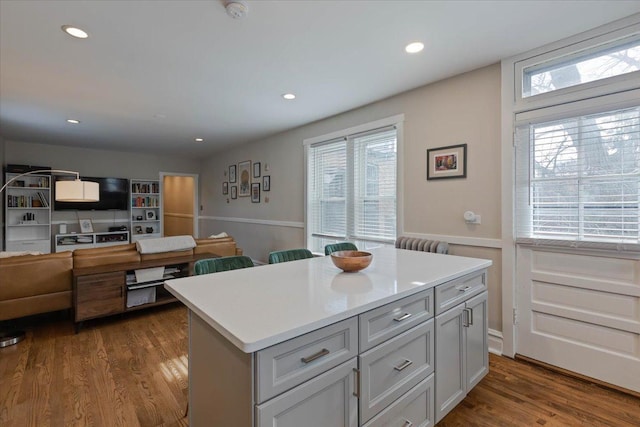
[268,249,313,264]
[324,242,358,255]
[194,256,254,275]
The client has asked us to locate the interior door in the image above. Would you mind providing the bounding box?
[161,173,198,237]
[516,245,640,393]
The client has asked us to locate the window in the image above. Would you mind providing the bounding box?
[515,105,640,247]
[306,126,397,253]
[522,35,640,98]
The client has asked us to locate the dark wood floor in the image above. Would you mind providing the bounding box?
[1,304,638,427]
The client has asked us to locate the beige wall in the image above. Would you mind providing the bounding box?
[200,63,503,331]
[0,136,4,246]
[3,140,200,234]
[163,175,195,236]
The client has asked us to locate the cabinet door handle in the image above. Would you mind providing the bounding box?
[393,312,412,322]
[462,308,469,327]
[402,420,413,427]
[353,368,360,397]
[301,348,330,364]
[468,307,474,326]
[394,359,413,371]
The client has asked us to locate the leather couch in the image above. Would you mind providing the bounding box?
[0,236,242,321]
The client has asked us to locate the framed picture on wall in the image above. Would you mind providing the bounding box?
[253,162,261,178]
[222,181,228,195]
[251,182,260,203]
[263,175,270,191]
[426,143,467,180]
[229,165,237,183]
[238,160,251,196]
[231,185,237,199]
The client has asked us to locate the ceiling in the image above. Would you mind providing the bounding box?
[1,1,640,158]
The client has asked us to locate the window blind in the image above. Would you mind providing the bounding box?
[515,105,640,250]
[307,126,397,253]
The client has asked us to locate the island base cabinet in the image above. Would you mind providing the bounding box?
[255,358,358,427]
[362,374,435,427]
[435,290,488,422]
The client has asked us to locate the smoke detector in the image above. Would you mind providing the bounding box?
[225,1,248,19]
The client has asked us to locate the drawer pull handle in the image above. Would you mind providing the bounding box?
[301,348,330,364]
[393,312,412,322]
[402,420,413,427]
[394,359,413,371]
[457,285,470,292]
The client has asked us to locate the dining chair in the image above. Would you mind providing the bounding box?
[268,249,313,264]
[194,256,254,275]
[324,242,358,255]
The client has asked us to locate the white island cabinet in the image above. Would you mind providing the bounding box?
[165,247,491,427]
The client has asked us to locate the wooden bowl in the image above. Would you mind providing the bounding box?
[330,250,373,272]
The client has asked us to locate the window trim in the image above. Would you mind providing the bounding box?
[303,114,404,252]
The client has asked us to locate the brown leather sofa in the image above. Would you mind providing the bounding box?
[0,236,242,321]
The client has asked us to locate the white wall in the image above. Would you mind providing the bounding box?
[4,140,200,234]
[200,63,503,331]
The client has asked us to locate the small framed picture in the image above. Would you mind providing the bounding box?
[145,210,156,220]
[263,175,270,191]
[222,181,228,195]
[427,143,467,180]
[135,225,143,234]
[229,165,237,183]
[231,185,237,199]
[253,162,261,178]
[251,182,260,203]
[238,160,251,197]
[79,219,93,233]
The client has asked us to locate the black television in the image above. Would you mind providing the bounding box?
[54,176,129,211]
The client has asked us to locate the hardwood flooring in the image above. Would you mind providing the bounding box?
[1,304,639,427]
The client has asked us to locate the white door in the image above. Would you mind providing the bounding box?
[465,291,488,391]
[516,245,640,393]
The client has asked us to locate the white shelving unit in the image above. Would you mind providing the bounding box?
[55,231,130,252]
[130,179,161,243]
[3,172,52,253]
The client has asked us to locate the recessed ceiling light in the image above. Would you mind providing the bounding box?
[282,93,296,100]
[405,42,424,54]
[195,138,204,142]
[66,119,80,124]
[61,25,89,39]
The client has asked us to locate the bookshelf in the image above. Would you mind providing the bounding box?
[3,172,52,253]
[130,179,161,243]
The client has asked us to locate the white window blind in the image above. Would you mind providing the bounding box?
[307,127,397,253]
[515,105,640,250]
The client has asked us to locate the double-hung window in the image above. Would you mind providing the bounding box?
[305,124,398,253]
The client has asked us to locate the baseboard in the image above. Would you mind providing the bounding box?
[488,328,503,356]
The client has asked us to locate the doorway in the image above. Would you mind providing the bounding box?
[159,172,199,238]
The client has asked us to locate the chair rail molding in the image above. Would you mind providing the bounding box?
[201,215,304,229]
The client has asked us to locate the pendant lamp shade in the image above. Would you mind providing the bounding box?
[55,179,99,202]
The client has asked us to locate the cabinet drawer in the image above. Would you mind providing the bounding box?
[362,374,434,427]
[359,288,434,352]
[434,270,486,315]
[6,239,51,253]
[359,319,434,424]
[255,317,358,403]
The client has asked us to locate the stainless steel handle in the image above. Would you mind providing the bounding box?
[463,308,473,327]
[457,285,470,292]
[402,420,413,427]
[353,368,360,397]
[301,348,330,364]
[468,307,474,326]
[394,359,413,371]
[393,312,412,322]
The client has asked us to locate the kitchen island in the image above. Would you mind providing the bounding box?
[165,246,491,426]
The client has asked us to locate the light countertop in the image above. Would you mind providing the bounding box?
[164,247,491,353]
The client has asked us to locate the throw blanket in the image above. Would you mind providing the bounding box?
[136,235,196,254]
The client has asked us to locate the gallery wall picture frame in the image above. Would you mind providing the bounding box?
[222,181,228,195]
[253,162,261,178]
[79,219,94,233]
[426,143,467,180]
[231,185,237,199]
[238,160,251,197]
[251,182,260,203]
[229,165,237,183]
[145,210,157,220]
[263,175,270,191]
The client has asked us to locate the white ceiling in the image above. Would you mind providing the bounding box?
[1,1,640,158]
